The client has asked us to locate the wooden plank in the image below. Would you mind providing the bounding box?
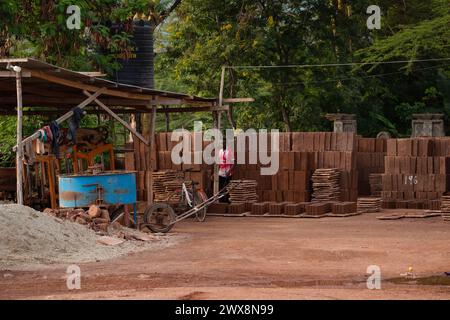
[213,111,221,194]
[223,98,254,103]
[85,91,149,146]
[28,69,215,106]
[15,71,24,205]
[30,69,154,101]
[148,105,157,205]
[0,71,31,77]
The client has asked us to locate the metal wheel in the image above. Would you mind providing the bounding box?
[194,190,208,222]
[143,203,176,233]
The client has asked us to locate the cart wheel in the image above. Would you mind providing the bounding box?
[194,191,208,222]
[144,203,176,233]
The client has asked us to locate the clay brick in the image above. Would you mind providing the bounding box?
[386,139,397,156]
[284,202,307,215]
[291,132,302,151]
[207,203,229,214]
[268,202,288,215]
[157,133,167,152]
[251,202,269,215]
[305,202,331,215]
[228,203,246,214]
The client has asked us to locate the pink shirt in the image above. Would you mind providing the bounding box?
[218,148,234,177]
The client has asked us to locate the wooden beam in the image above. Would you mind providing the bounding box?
[0,96,151,106]
[76,72,106,77]
[0,71,31,77]
[0,106,229,116]
[84,91,149,146]
[30,69,154,101]
[28,69,215,106]
[223,98,255,103]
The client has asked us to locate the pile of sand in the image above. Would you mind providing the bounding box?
[0,204,181,269]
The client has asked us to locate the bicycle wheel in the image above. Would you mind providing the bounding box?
[143,203,176,233]
[194,190,208,222]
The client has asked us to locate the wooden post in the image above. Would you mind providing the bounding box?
[15,69,24,205]
[219,66,225,107]
[164,106,170,132]
[213,66,226,195]
[148,105,157,205]
[213,111,222,195]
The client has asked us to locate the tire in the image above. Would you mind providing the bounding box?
[194,190,208,222]
[143,203,176,233]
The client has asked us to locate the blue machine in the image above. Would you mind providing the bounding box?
[59,171,137,223]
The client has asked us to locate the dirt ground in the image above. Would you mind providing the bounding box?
[1,210,450,300]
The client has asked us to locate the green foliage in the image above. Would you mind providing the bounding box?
[1,1,450,167]
[0,116,45,167]
[156,0,449,136]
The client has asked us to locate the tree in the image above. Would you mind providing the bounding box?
[157,0,449,136]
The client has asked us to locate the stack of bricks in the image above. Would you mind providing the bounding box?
[357,197,382,213]
[227,180,258,204]
[382,138,450,209]
[152,170,181,202]
[206,203,229,214]
[233,132,310,202]
[234,132,358,203]
[125,132,214,202]
[441,195,450,220]
[357,138,386,196]
[284,202,308,215]
[311,168,341,202]
[305,202,331,216]
[369,173,383,197]
[251,202,269,215]
[156,132,212,194]
[268,202,291,215]
[228,203,246,214]
[331,202,357,215]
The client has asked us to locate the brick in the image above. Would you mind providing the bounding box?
[268,202,289,215]
[386,139,397,156]
[228,203,246,214]
[207,203,229,214]
[305,202,331,215]
[251,202,269,215]
[284,202,307,215]
[291,132,302,151]
[157,133,167,152]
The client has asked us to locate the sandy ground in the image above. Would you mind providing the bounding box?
[0,204,184,268]
[1,211,450,300]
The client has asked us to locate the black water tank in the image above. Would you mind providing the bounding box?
[115,20,154,89]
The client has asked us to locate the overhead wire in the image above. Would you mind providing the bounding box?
[270,64,450,87]
[225,57,450,69]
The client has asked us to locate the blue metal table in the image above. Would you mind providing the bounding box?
[58,171,137,223]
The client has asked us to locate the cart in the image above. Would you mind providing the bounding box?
[140,181,241,233]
